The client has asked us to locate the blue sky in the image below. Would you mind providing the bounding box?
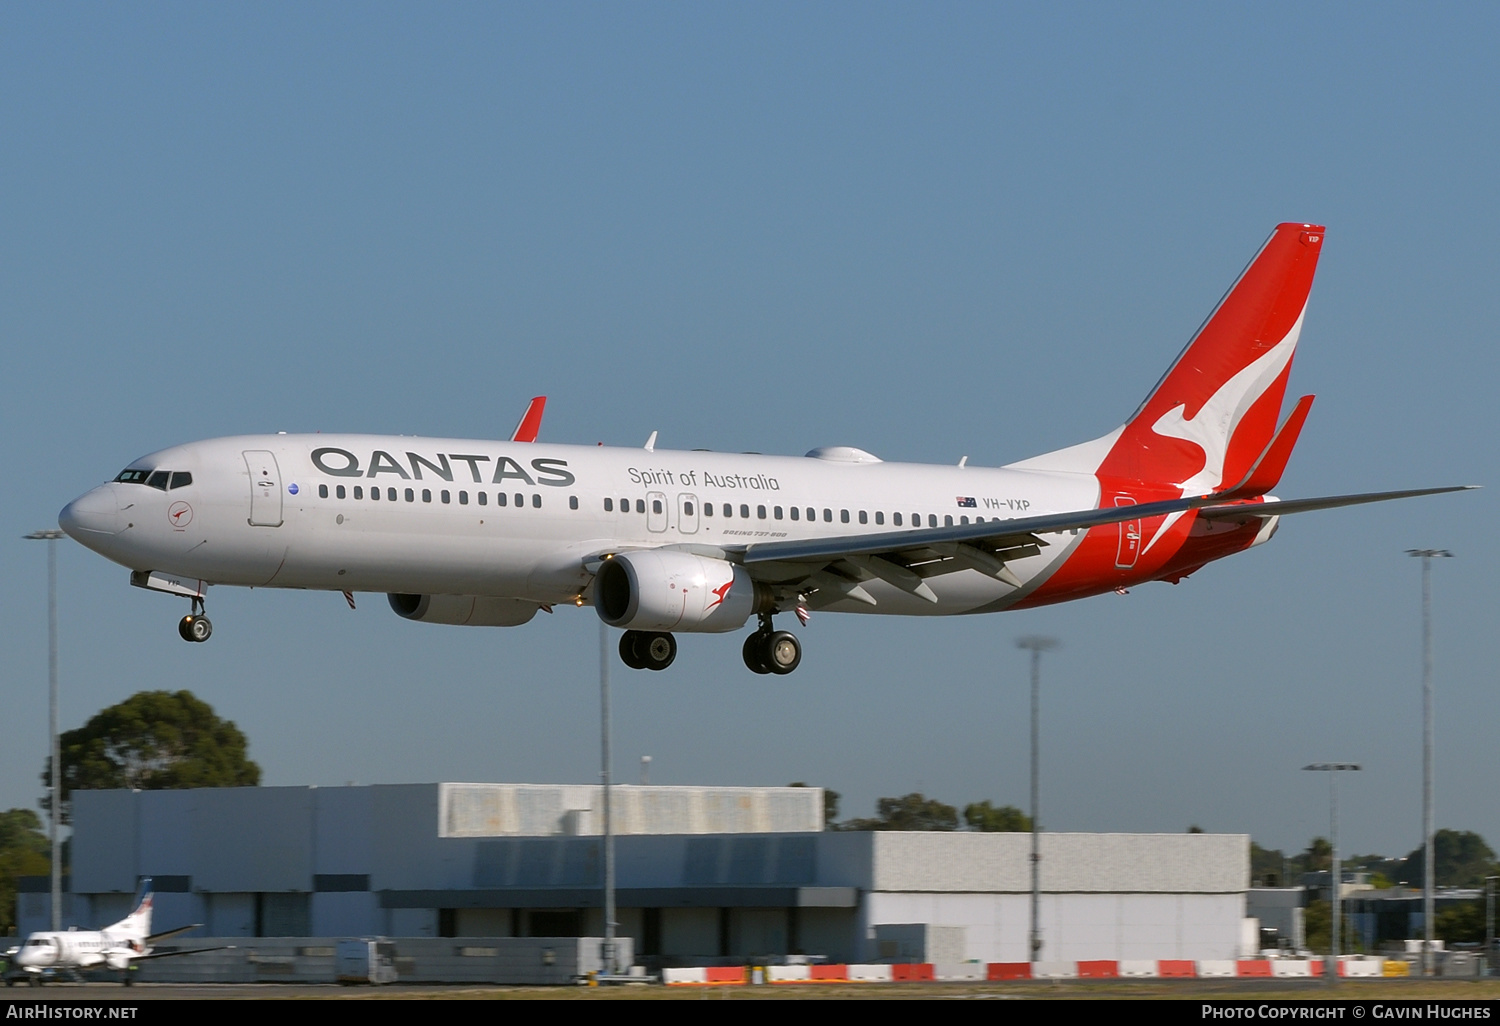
[2,3,1495,858]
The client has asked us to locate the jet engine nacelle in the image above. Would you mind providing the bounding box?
[387,593,540,627]
[595,550,768,633]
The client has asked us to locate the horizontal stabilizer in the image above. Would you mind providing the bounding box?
[1198,485,1478,521]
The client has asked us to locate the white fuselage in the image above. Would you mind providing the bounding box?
[61,434,1104,615]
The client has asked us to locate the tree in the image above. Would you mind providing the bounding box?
[843,793,958,831]
[1302,836,1332,874]
[0,809,50,936]
[42,691,260,823]
[1396,830,1496,888]
[963,801,1031,832]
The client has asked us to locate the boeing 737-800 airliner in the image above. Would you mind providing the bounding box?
[58,224,1468,674]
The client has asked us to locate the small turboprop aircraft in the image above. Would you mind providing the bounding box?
[58,223,1471,673]
[5,879,227,986]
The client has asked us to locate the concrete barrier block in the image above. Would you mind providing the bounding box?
[1031,961,1077,979]
[934,963,984,981]
[767,964,811,983]
[847,964,893,982]
[1196,960,1237,977]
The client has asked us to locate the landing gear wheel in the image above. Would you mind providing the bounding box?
[619,631,648,670]
[641,632,676,671]
[765,631,802,675]
[179,615,213,643]
[743,633,771,674]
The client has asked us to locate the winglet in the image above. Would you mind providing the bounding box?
[510,396,546,443]
[1215,394,1314,501]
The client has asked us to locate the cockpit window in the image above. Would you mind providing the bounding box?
[115,469,151,484]
[145,470,170,490]
[170,472,193,489]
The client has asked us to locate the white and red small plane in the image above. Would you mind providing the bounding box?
[4,879,224,986]
[58,223,1470,673]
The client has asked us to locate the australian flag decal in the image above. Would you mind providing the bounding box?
[956,496,977,508]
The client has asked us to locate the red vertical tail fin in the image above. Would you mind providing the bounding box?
[1099,223,1326,493]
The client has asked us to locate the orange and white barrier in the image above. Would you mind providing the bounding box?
[663,958,1389,984]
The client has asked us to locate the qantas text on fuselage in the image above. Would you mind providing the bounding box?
[58,224,1471,674]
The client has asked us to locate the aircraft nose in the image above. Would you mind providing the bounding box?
[60,485,123,537]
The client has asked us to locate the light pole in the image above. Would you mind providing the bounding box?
[1485,876,1496,977]
[1407,548,1451,976]
[599,619,617,975]
[1303,763,1360,983]
[25,528,66,932]
[1016,635,1058,964]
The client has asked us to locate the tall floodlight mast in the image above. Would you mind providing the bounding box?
[1016,635,1058,964]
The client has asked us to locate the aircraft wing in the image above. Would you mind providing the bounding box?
[736,485,1473,605]
[145,924,205,944]
[135,944,235,961]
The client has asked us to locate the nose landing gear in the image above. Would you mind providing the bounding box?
[178,597,213,643]
[742,613,801,675]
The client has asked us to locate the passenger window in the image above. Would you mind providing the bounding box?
[723,503,732,517]
[928,514,937,527]
[735,504,745,518]
[790,507,799,521]
[773,506,783,520]
[636,499,645,514]
[388,488,398,501]
[569,496,579,510]
[405,488,415,502]
[653,499,663,514]
[422,489,432,503]
[858,510,868,524]
[893,512,902,526]
[840,509,850,524]
[441,490,451,504]
[757,505,766,519]
[319,484,329,498]
[807,508,815,522]
[146,470,170,490]
[498,493,508,507]
[703,503,713,517]
[517,493,526,508]
[169,472,193,489]
[823,508,832,522]
[876,511,884,525]
[337,485,346,499]
[371,487,381,501]
[532,494,541,508]
[945,515,953,526]
[478,491,487,506]
[960,515,968,525]
[604,498,614,512]
[459,491,468,505]
[684,501,694,516]
[354,486,363,500]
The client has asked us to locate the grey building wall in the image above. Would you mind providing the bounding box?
[45,784,1250,965]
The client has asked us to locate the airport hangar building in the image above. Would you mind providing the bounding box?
[25,783,1253,965]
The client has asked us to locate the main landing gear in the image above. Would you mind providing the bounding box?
[619,630,676,671]
[178,596,213,643]
[742,614,801,675]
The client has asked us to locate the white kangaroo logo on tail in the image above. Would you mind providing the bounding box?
[1140,309,1305,554]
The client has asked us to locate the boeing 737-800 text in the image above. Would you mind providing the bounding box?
[59,224,1468,674]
